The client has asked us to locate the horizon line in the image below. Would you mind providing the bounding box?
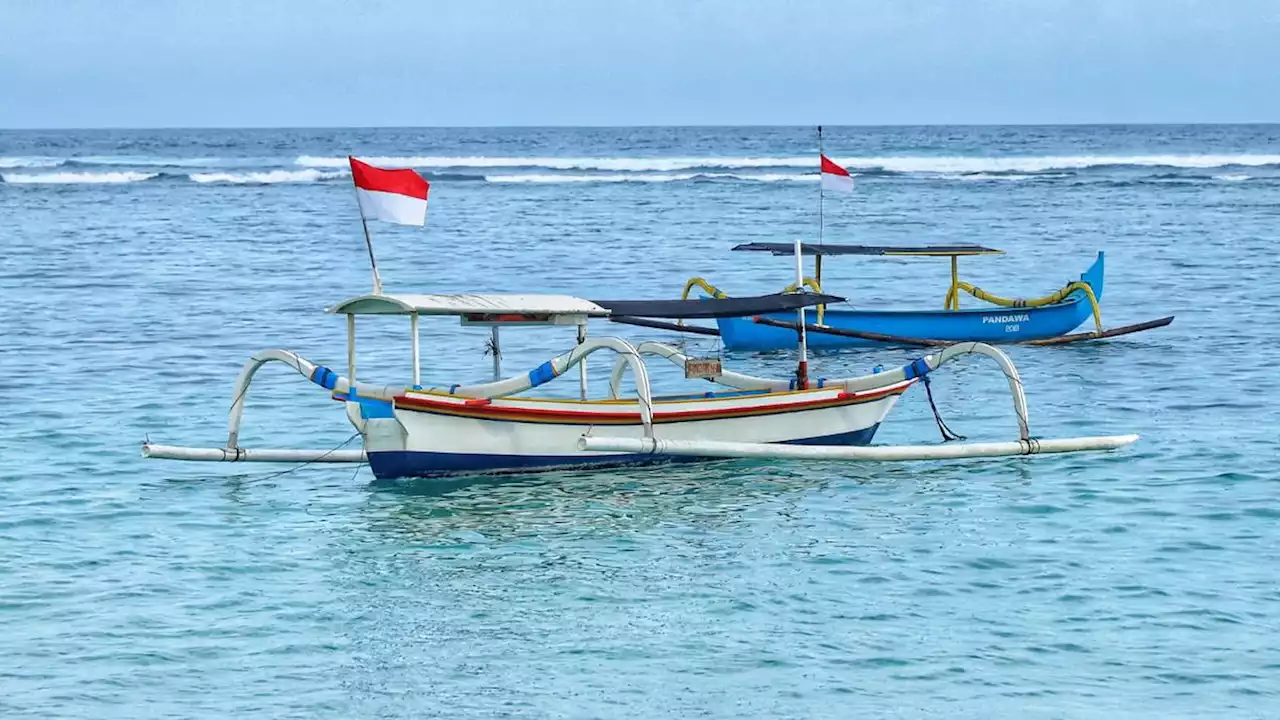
[3,121,1280,132]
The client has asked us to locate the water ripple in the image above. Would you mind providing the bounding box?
[3,126,1280,718]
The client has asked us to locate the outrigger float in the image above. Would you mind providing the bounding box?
[670,243,1173,350]
[141,285,1137,480]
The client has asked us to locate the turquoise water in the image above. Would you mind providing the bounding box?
[3,125,1279,717]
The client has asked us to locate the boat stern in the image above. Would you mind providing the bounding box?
[1079,251,1105,302]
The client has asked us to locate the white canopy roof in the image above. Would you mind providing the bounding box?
[326,293,611,317]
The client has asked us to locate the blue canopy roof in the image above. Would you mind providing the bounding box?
[591,292,844,319]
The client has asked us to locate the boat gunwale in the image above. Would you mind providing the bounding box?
[392,379,914,424]
[399,383,888,406]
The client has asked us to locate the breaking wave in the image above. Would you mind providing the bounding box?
[483,172,815,184]
[867,154,1280,174]
[7,152,1280,177]
[302,155,824,172]
[0,171,159,184]
[2,158,1273,187]
[188,169,347,184]
[64,156,222,168]
[298,153,1280,174]
[0,156,65,169]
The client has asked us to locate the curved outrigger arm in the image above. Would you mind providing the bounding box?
[945,280,1103,334]
[234,339,663,445]
[443,336,655,437]
[147,338,664,463]
[781,277,827,324]
[680,275,829,324]
[609,340,1029,441]
[586,340,1136,461]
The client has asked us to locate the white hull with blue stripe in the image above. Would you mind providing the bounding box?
[361,380,910,478]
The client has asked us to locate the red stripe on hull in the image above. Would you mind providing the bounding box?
[393,382,912,425]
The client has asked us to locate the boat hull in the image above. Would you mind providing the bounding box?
[717,252,1105,350]
[361,382,912,479]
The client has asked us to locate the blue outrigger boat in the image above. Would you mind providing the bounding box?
[676,242,1170,350]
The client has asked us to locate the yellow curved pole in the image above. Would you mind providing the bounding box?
[680,276,831,325]
[678,277,727,328]
[782,277,826,324]
[781,277,823,294]
[681,277,728,301]
[945,280,1103,334]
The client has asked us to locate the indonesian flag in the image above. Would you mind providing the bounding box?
[349,156,429,226]
[820,154,854,193]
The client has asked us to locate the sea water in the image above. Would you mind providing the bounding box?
[2,125,1278,718]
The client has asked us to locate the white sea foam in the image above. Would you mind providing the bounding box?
[1213,173,1251,182]
[951,172,1035,181]
[483,172,815,184]
[0,156,64,169]
[733,173,816,183]
[299,153,1280,174]
[874,154,1280,173]
[302,151,1280,172]
[72,155,221,167]
[0,170,158,184]
[188,169,347,184]
[300,155,818,172]
[484,173,689,183]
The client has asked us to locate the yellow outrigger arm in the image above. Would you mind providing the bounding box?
[681,275,829,324]
[689,242,1106,334]
[944,279,1104,334]
[681,276,727,300]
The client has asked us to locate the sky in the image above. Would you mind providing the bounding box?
[2,0,1279,128]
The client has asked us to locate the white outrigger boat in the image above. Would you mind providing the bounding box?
[141,287,1138,479]
[142,160,1137,479]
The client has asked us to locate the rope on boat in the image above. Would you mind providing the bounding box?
[945,280,1103,334]
[921,375,965,442]
[236,431,363,483]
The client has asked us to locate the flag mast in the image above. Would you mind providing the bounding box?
[349,161,385,296]
[358,213,384,296]
[816,125,825,289]
[818,125,824,248]
[346,155,430,296]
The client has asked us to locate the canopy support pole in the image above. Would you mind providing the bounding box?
[491,327,502,381]
[793,237,809,389]
[814,254,825,324]
[949,256,960,310]
[577,324,589,400]
[346,314,356,383]
[410,314,420,386]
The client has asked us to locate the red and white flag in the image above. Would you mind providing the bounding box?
[820,154,854,193]
[349,156,430,226]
